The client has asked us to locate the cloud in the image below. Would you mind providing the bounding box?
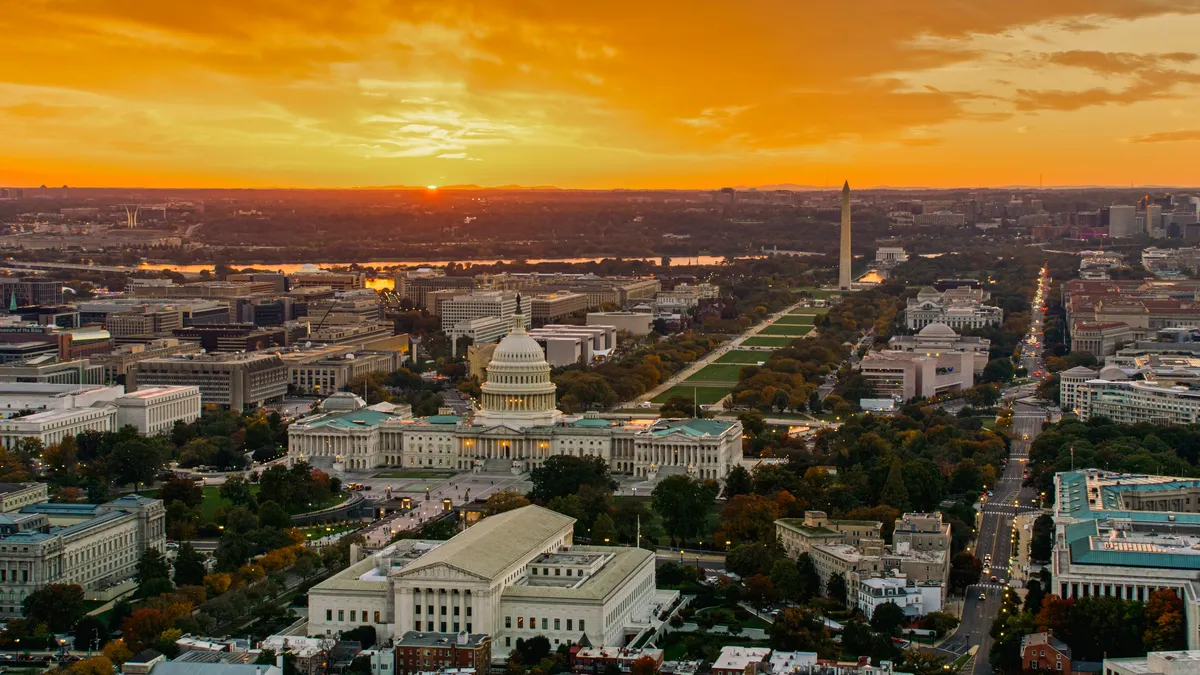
[4,0,1200,187]
[1125,129,1200,143]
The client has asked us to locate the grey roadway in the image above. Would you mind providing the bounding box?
[935,268,1049,674]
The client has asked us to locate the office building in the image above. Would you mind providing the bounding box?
[90,339,203,384]
[0,493,165,618]
[0,484,48,513]
[527,325,617,366]
[529,293,589,325]
[1051,470,1200,649]
[307,505,665,657]
[776,512,883,558]
[0,406,116,448]
[0,278,64,308]
[401,274,477,310]
[586,312,653,336]
[905,287,1002,331]
[113,386,202,435]
[0,383,124,418]
[280,346,404,396]
[172,324,288,352]
[1073,379,1200,424]
[441,291,530,333]
[1109,205,1138,238]
[914,212,965,227]
[0,357,104,385]
[1058,366,1099,413]
[78,299,232,328]
[1071,322,1142,358]
[1105,651,1200,675]
[394,632,491,675]
[571,647,664,674]
[131,353,288,411]
[107,308,183,338]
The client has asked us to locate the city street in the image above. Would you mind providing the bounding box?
[935,270,1048,675]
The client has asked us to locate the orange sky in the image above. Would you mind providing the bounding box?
[6,1,1200,189]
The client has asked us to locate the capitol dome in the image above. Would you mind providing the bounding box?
[474,311,562,429]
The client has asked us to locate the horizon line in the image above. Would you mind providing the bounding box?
[3,183,1194,192]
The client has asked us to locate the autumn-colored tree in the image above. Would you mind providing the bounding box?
[630,655,659,675]
[484,491,531,516]
[236,563,266,584]
[56,486,85,503]
[69,656,114,675]
[1145,589,1187,651]
[716,494,782,546]
[122,608,171,651]
[745,574,776,610]
[204,573,232,596]
[1033,595,1075,636]
[102,639,133,666]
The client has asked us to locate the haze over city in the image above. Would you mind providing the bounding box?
[7,2,1200,188]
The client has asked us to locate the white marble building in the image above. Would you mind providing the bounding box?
[288,316,742,479]
[307,505,664,655]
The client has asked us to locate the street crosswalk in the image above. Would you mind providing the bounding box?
[971,582,1009,591]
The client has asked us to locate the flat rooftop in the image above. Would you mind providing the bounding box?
[119,386,197,399]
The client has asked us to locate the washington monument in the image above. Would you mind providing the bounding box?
[838,180,852,290]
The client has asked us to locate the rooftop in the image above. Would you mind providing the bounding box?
[395,632,490,649]
[397,505,574,581]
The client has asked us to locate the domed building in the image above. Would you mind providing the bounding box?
[474,314,562,428]
[289,311,744,479]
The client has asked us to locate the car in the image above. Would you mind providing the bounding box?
[979,592,987,600]
[991,576,998,582]
[983,567,991,574]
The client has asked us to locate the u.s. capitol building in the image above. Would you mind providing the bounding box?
[287,315,742,481]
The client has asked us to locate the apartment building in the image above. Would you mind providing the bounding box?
[130,353,288,411]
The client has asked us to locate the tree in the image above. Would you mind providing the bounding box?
[159,474,202,508]
[795,553,822,602]
[745,575,775,610]
[870,602,907,636]
[484,491,530,515]
[651,475,718,543]
[122,608,172,651]
[514,636,552,665]
[23,583,85,632]
[726,542,780,578]
[74,616,110,653]
[342,625,377,649]
[769,606,838,657]
[631,656,658,675]
[1015,577,1042,615]
[769,558,802,603]
[826,571,847,606]
[981,358,1015,384]
[258,500,291,529]
[173,543,207,588]
[948,553,982,594]
[922,611,959,638]
[135,548,173,598]
[723,465,752,499]
[220,475,255,507]
[879,460,910,511]
[1030,514,1054,563]
[103,639,133,667]
[69,656,115,675]
[528,455,616,503]
[591,513,618,545]
[1145,589,1187,651]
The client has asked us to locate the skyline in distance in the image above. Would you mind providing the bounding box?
[7,2,1200,189]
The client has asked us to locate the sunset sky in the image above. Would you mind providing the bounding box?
[6,1,1200,189]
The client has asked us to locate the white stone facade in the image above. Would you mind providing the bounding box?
[114,386,202,435]
[307,506,661,656]
[0,406,116,449]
